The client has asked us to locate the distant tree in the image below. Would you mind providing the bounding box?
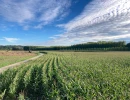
[126,43,130,48]
[23,46,30,51]
[23,46,32,53]
[12,46,23,51]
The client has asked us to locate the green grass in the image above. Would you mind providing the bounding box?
[0,52,130,99]
[0,51,36,68]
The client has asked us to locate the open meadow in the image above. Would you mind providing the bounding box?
[0,52,130,99]
[0,51,36,68]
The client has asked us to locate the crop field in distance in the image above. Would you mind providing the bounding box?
[0,52,130,99]
[0,51,36,68]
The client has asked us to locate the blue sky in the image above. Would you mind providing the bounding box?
[0,0,130,46]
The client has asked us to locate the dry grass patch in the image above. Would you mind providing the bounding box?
[0,51,36,68]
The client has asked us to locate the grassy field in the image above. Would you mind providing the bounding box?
[0,52,130,99]
[0,51,36,68]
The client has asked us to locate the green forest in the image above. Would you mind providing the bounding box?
[0,41,130,51]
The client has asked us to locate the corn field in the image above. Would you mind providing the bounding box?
[0,52,130,100]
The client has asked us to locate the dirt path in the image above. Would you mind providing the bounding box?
[0,53,43,73]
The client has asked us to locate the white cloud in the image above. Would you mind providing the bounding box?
[56,24,65,28]
[0,0,71,29]
[3,37,19,43]
[40,7,60,22]
[64,0,130,32]
[34,23,44,29]
[47,0,130,46]
[23,25,30,30]
[0,0,34,23]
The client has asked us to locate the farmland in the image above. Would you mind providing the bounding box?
[0,51,36,68]
[0,52,130,99]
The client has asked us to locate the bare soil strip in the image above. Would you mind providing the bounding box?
[0,53,43,73]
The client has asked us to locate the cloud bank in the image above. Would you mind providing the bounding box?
[3,37,19,43]
[0,0,71,29]
[47,0,130,46]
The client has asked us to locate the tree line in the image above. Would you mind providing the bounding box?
[0,41,130,51]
